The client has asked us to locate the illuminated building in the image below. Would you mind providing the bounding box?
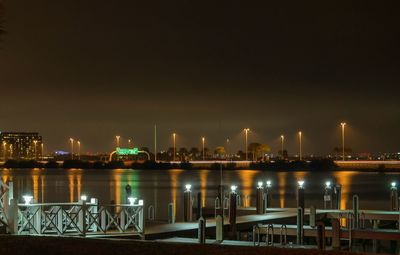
[0,132,43,160]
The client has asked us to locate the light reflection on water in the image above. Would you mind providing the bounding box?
[1,168,398,220]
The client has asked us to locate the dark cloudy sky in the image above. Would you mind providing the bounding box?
[0,0,399,155]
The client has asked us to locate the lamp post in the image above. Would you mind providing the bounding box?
[341,123,346,161]
[298,131,302,161]
[41,143,44,161]
[69,138,74,160]
[244,128,250,161]
[202,137,205,161]
[173,133,176,161]
[33,140,38,160]
[115,136,120,148]
[77,141,81,160]
[280,135,285,159]
[226,138,230,160]
[3,141,6,161]
[128,139,132,147]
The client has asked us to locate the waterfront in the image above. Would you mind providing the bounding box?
[1,168,398,220]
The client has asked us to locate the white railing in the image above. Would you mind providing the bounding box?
[15,201,144,237]
[0,181,11,228]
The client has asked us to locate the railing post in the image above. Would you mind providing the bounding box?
[390,184,398,211]
[198,216,206,244]
[196,192,202,220]
[255,184,265,214]
[333,184,342,210]
[216,215,223,243]
[78,200,86,236]
[324,183,332,209]
[168,203,175,224]
[120,206,126,231]
[57,206,63,235]
[352,195,359,229]
[91,198,99,232]
[34,204,42,234]
[101,206,107,232]
[296,181,304,245]
[296,207,304,245]
[183,188,193,222]
[229,188,237,238]
[280,225,287,246]
[7,198,18,234]
[310,205,316,228]
[265,182,272,211]
[3,181,12,221]
[316,221,326,250]
[266,224,274,246]
[332,218,341,250]
[138,205,144,236]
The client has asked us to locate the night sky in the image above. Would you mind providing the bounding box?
[0,1,399,155]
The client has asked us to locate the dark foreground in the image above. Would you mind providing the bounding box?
[0,236,359,255]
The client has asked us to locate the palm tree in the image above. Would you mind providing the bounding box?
[259,144,271,161]
[189,147,200,160]
[179,147,188,161]
[248,143,261,161]
[214,146,226,159]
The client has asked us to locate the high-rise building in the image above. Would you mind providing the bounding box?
[0,132,43,160]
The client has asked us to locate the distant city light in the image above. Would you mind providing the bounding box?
[257,182,263,188]
[80,195,88,201]
[298,180,305,188]
[391,182,397,188]
[266,180,272,187]
[185,184,192,191]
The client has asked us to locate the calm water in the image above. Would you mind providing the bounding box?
[1,168,399,220]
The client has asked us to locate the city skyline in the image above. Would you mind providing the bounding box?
[0,1,399,154]
[0,122,394,157]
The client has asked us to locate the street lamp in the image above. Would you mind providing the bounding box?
[298,131,302,161]
[77,141,81,160]
[41,143,44,161]
[128,139,132,148]
[2,141,6,161]
[226,138,230,159]
[341,122,346,161]
[115,135,121,148]
[280,135,285,159]
[202,137,205,161]
[244,128,250,161]
[23,195,33,205]
[69,138,74,160]
[128,197,137,206]
[231,185,238,193]
[173,133,176,161]
[33,140,38,160]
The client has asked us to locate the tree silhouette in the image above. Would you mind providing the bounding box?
[189,147,200,160]
[248,143,271,161]
[214,146,226,159]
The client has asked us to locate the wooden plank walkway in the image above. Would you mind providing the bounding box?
[145,209,300,238]
[157,237,317,249]
[257,224,400,241]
